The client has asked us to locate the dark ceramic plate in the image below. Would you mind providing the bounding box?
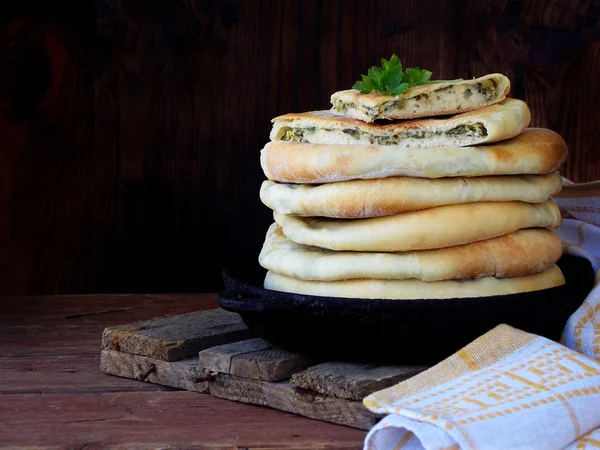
[218,254,594,365]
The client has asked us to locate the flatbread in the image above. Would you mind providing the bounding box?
[264,265,565,299]
[260,172,563,218]
[331,74,510,122]
[261,128,567,183]
[259,224,562,281]
[273,200,562,252]
[269,98,530,148]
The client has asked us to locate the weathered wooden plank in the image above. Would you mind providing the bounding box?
[198,337,273,373]
[209,374,377,431]
[291,362,428,401]
[228,347,314,382]
[102,308,251,361]
[198,337,313,381]
[100,349,209,393]
[2,293,366,448]
[0,391,365,449]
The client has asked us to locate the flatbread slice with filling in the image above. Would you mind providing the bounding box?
[264,265,565,299]
[270,98,530,148]
[273,200,562,252]
[259,224,562,282]
[260,172,563,218]
[260,128,567,183]
[331,73,510,122]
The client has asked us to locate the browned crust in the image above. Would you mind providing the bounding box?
[263,225,563,280]
[273,201,563,252]
[262,128,568,183]
[438,227,563,279]
[272,98,523,131]
[264,265,565,299]
[333,73,510,110]
[261,171,563,218]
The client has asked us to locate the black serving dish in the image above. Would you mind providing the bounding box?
[218,254,595,365]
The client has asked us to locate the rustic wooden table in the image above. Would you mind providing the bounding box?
[1,294,365,449]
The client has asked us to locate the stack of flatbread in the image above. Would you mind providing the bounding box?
[258,74,568,299]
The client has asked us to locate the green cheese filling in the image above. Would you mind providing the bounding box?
[281,127,316,142]
[280,122,488,144]
[333,79,499,120]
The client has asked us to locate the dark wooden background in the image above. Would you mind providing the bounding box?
[1,0,599,295]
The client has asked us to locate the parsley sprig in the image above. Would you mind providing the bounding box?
[352,54,433,96]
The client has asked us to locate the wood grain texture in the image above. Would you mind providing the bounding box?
[0,353,167,395]
[0,0,598,294]
[1,293,219,325]
[100,321,375,429]
[209,374,377,431]
[198,337,314,381]
[1,294,366,448]
[0,391,365,449]
[291,362,428,401]
[100,349,210,393]
[101,308,251,361]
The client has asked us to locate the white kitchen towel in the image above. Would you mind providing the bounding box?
[363,181,600,450]
[554,183,600,360]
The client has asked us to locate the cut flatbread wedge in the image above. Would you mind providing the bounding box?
[259,224,562,282]
[260,172,563,218]
[270,98,530,148]
[264,265,565,300]
[331,73,510,122]
[261,128,567,183]
[273,200,562,252]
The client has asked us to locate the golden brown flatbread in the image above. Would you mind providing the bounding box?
[273,200,562,252]
[259,224,562,281]
[261,128,567,183]
[331,74,510,122]
[270,99,530,148]
[260,172,563,218]
[264,265,565,299]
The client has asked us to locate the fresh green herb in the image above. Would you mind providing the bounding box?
[352,55,467,95]
[352,54,432,95]
[403,67,432,87]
